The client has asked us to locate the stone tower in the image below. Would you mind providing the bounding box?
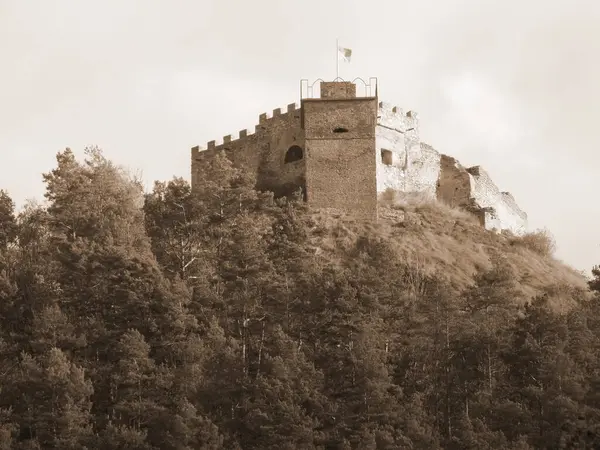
[301,81,379,219]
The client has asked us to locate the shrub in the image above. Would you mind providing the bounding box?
[509,229,556,257]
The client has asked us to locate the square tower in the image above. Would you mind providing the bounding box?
[301,81,378,219]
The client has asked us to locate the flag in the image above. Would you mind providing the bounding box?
[338,46,352,62]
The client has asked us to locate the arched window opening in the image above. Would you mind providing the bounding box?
[285,145,303,163]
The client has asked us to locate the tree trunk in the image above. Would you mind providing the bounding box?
[487,343,493,392]
[256,320,265,379]
[446,316,452,440]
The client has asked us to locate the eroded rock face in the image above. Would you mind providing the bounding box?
[376,102,527,234]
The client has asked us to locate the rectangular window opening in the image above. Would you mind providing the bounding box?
[381,149,393,166]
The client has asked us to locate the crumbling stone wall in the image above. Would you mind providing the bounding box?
[436,155,472,208]
[374,102,527,234]
[376,102,440,197]
[466,166,527,233]
[191,103,305,197]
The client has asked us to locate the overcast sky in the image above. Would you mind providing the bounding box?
[1,0,598,273]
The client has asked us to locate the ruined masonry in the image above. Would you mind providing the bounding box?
[191,79,527,234]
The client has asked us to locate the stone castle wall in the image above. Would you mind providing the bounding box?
[374,102,527,234]
[191,102,305,197]
[436,155,472,207]
[376,102,441,198]
[466,166,528,233]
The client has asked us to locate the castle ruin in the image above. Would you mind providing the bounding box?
[191,79,527,234]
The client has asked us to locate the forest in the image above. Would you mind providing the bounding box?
[0,146,599,449]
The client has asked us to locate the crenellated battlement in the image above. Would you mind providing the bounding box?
[378,101,405,117]
[377,101,419,135]
[193,102,301,152]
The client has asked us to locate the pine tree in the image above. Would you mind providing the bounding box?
[589,265,600,293]
[0,190,17,252]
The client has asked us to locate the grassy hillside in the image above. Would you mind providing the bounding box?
[306,191,588,312]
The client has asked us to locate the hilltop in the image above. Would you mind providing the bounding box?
[0,147,598,449]
[304,191,588,312]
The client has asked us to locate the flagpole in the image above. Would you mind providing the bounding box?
[336,38,339,79]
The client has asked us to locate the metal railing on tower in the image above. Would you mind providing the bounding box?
[300,77,378,100]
